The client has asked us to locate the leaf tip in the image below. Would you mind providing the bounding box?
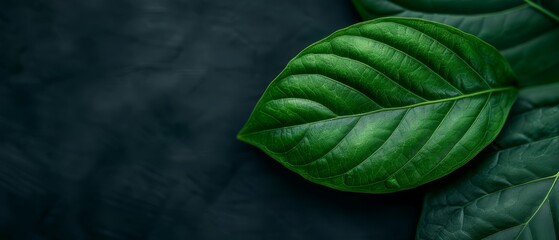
[236,129,249,143]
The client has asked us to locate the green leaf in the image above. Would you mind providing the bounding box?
[237,18,517,193]
[417,82,559,239]
[352,0,559,87]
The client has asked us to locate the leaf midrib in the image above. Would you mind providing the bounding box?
[387,1,529,17]
[524,0,559,22]
[239,87,515,138]
[477,173,559,239]
[514,173,559,239]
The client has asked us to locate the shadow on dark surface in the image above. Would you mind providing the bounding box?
[0,0,422,239]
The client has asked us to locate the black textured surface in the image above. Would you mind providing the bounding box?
[0,1,422,239]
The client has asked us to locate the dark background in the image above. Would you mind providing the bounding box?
[0,1,423,239]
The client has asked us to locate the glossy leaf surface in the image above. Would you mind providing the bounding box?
[417,82,559,239]
[352,0,559,87]
[238,18,517,193]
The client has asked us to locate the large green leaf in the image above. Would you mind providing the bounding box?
[237,18,517,193]
[352,0,559,87]
[417,82,559,239]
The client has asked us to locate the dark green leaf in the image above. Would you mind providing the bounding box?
[417,82,559,239]
[237,18,517,193]
[352,0,559,87]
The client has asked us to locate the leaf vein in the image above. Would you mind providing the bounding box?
[291,117,361,167]
[275,73,384,108]
[310,108,410,180]
[267,97,338,117]
[365,100,457,186]
[388,21,492,89]
[421,93,492,183]
[347,33,465,95]
[310,51,429,101]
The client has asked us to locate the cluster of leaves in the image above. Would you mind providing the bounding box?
[239,1,558,239]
